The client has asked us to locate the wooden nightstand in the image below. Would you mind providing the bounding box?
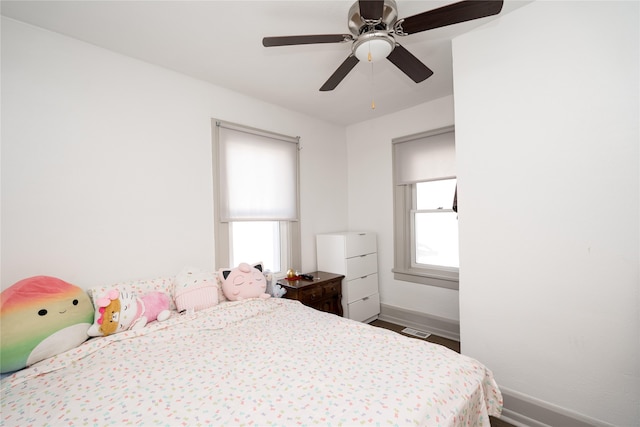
[278,271,344,316]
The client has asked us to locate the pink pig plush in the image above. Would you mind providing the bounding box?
[217,262,271,301]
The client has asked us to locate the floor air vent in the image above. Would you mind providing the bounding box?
[401,328,431,339]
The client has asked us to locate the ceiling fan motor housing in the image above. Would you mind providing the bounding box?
[347,0,398,35]
[348,0,398,61]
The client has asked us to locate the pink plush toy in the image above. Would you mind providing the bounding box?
[87,288,171,337]
[217,262,271,301]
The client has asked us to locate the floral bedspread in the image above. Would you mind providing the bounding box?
[1,298,502,426]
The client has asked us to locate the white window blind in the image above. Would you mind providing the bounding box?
[217,122,299,221]
[393,128,455,185]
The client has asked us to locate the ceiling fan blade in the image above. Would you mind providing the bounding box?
[320,55,360,91]
[359,0,384,21]
[263,34,352,47]
[397,0,503,35]
[387,44,434,83]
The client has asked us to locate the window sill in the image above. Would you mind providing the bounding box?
[392,268,459,290]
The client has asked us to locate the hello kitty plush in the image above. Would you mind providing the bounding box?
[217,262,271,301]
[87,288,171,337]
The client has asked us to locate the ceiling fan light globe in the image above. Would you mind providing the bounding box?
[353,36,394,62]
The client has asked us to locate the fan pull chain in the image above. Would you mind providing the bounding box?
[369,49,376,110]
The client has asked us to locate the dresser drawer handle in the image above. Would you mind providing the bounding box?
[362,296,369,301]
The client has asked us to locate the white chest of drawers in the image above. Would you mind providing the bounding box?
[316,231,380,322]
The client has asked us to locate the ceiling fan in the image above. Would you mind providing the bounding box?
[263,0,503,91]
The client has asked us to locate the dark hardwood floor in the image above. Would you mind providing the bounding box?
[368,319,514,427]
[369,319,461,352]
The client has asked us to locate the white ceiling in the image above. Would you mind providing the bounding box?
[1,0,527,126]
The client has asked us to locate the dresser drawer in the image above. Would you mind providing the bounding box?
[344,232,377,258]
[298,279,341,303]
[322,279,341,298]
[345,273,378,304]
[345,253,377,280]
[348,292,380,322]
[280,272,344,317]
[299,285,323,303]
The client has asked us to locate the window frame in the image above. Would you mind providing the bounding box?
[392,125,459,290]
[212,119,301,276]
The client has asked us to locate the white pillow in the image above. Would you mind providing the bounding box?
[88,276,176,312]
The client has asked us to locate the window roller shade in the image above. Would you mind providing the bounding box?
[393,129,455,185]
[218,124,298,221]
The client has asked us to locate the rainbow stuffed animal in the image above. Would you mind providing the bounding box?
[0,276,94,374]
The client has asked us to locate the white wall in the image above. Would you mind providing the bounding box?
[346,96,460,321]
[453,1,639,425]
[0,17,348,289]
[4,4,639,424]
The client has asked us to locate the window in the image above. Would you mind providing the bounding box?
[414,179,459,268]
[392,126,458,289]
[230,221,283,273]
[213,120,300,275]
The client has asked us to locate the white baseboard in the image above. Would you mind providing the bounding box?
[378,303,460,341]
[498,387,616,427]
[378,304,616,427]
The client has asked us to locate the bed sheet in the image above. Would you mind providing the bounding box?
[1,298,502,426]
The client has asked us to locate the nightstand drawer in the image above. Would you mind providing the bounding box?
[322,279,341,297]
[279,272,344,317]
[299,285,323,303]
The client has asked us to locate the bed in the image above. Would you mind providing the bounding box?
[1,297,502,426]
